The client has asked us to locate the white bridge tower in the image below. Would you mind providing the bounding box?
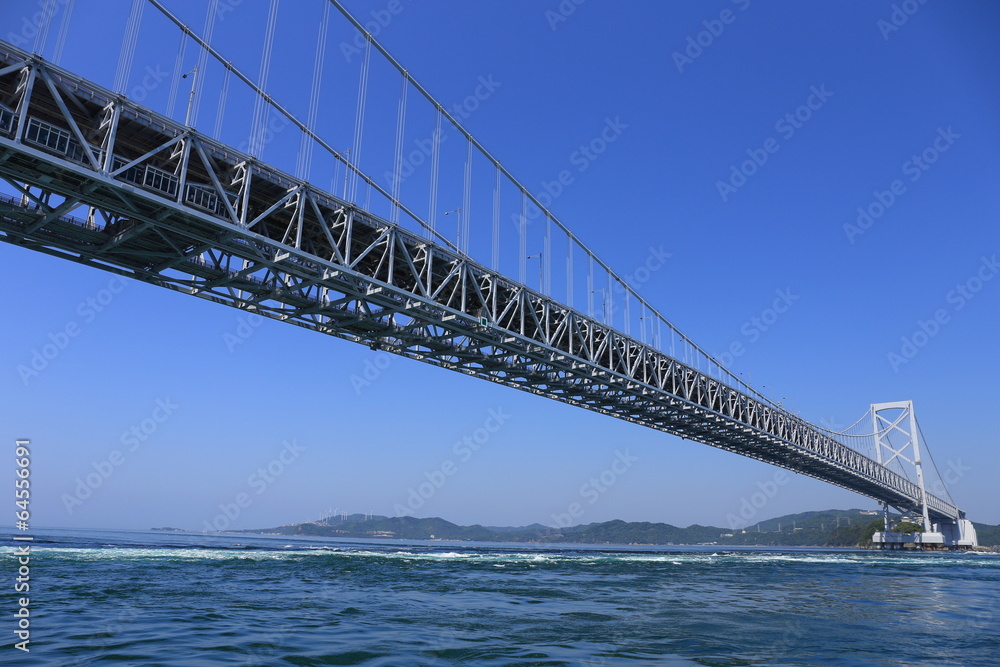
[870,401,977,549]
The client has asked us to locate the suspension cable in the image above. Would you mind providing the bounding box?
[349,37,370,202]
[462,138,472,253]
[213,68,229,141]
[296,1,329,181]
[428,109,441,238]
[492,165,500,271]
[33,0,57,57]
[566,234,573,308]
[323,0,785,405]
[52,0,75,66]
[114,0,144,95]
[543,215,551,295]
[519,193,527,284]
[812,408,884,438]
[390,71,408,223]
[189,0,219,129]
[916,417,956,507]
[587,255,594,318]
[249,0,280,157]
[165,32,187,118]
[143,0,462,255]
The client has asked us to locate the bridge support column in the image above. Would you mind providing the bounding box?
[870,401,977,550]
[872,401,931,531]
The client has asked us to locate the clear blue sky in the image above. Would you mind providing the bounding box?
[2,0,998,531]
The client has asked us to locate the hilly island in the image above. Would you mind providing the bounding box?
[240,509,1000,549]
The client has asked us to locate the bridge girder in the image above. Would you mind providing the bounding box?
[0,41,963,523]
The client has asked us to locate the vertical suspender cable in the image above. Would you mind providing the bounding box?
[33,0,55,56]
[518,193,527,284]
[427,109,442,237]
[390,72,408,223]
[189,0,220,129]
[625,291,631,335]
[566,235,573,308]
[349,37,371,202]
[491,166,500,271]
[297,1,329,181]
[213,70,230,141]
[250,0,280,157]
[166,34,187,118]
[114,0,144,95]
[462,137,472,253]
[33,0,57,57]
[606,273,613,326]
[544,215,551,295]
[52,0,75,66]
[145,0,461,255]
[324,0,747,393]
[587,255,594,318]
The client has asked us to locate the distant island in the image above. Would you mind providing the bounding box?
[237,509,1000,549]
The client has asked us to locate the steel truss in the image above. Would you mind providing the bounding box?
[0,42,962,522]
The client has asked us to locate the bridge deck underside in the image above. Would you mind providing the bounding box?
[0,42,961,523]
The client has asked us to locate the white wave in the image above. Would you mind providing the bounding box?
[1,545,996,568]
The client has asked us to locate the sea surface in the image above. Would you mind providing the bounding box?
[2,528,999,666]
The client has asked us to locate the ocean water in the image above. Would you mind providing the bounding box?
[3,529,998,666]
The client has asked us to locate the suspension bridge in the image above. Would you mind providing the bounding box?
[0,0,977,547]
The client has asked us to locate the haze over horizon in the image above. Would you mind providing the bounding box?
[3,0,998,533]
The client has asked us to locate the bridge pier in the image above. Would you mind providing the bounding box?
[872,517,978,550]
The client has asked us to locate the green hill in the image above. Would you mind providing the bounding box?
[243,508,998,548]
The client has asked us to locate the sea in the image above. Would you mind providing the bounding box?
[3,528,998,666]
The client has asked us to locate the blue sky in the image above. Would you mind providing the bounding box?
[2,0,998,531]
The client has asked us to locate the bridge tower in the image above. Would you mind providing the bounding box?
[870,401,977,549]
